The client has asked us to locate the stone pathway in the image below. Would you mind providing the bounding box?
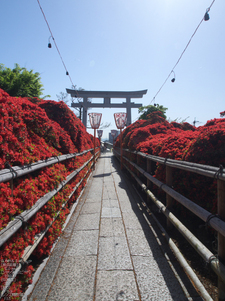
[28,152,202,301]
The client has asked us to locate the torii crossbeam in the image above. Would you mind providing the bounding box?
[66,89,148,128]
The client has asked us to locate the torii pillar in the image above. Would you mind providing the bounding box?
[66,89,148,128]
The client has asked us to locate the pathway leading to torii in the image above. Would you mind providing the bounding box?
[28,152,202,301]
[66,89,147,128]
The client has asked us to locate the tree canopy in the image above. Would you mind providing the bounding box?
[0,63,44,98]
[138,104,168,120]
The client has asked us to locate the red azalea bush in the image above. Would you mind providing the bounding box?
[38,100,93,152]
[116,111,225,217]
[0,89,97,299]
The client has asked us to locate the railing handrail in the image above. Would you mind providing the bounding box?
[0,148,102,299]
[113,148,225,293]
[123,149,225,181]
[121,152,225,237]
[0,155,94,247]
[0,149,93,184]
[0,165,91,298]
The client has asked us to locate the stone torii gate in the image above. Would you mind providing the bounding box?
[66,89,148,128]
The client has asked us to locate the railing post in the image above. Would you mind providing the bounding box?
[93,128,96,170]
[147,158,152,205]
[166,166,173,229]
[217,179,225,300]
[136,153,141,187]
[137,153,141,168]
[120,129,122,169]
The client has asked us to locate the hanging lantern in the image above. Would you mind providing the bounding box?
[97,130,103,138]
[111,130,117,137]
[114,112,127,129]
[88,113,102,129]
[48,36,52,48]
[171,70,176,83]
[204,8,210,21]
[88,113,102,170]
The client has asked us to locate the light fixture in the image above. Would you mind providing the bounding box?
[204,8,210,21]
[97,130,103,149]
[114,112,127,129]
[97,130,103,138]
[114,112,127,169]
[111,130,117,146]
[89,113,102,170]
[171,71,176,83]
[48,36,52,48]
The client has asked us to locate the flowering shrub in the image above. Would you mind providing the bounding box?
[0,89,98,299]
[117,111,225,218]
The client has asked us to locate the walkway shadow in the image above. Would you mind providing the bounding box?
[93,172,111,178]
[110,154,203,301]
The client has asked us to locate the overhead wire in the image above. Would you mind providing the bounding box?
[37,0,216,124]
[150,0,216,104]
[36,0,89,114]
[36,0,75,88]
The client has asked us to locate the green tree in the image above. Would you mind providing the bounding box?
[138,103,168,120]
[0,63,45,98]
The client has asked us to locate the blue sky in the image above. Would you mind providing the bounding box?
[1,0,224,139]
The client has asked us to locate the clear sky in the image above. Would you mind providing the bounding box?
[1,0,224,139]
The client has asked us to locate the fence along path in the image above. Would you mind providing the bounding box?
[28,152,201,301]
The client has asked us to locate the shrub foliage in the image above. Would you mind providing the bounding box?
[0,89,97,299]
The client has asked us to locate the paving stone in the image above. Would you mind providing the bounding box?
[85,198,99,203]
[75,213,100,230]
[132,255,186,301]
[102,186,118,200]
[98,236,132,270]
[100,217,125,237]
[66,230,99,256]
[46,256,97,301]
[119,199,135,213]
[80,202,101,214]
[122,212,150,230]
[126,228,163,257]
[102,207,121,218]
[102,199,119,208]
[28,242,66,301]
[28,153,195,301]
[95,270,139,301]
[87,188,103,199]
[103,175,113,181]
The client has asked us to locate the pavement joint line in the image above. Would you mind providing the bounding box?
[28,152,199,300]
[25,171,95,301]
[97,269,134,271]
[111,156,142,301]
[43,169,97,300]
[94,153,133,300]
[131,182,195,300]
[93,155,104,301]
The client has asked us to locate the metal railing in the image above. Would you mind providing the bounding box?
[114,147,225,300]
[0,148,100,298]
[0,149,93,184]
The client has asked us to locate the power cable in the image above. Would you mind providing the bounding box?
[150,0,216,104]
[36,0,88,114]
